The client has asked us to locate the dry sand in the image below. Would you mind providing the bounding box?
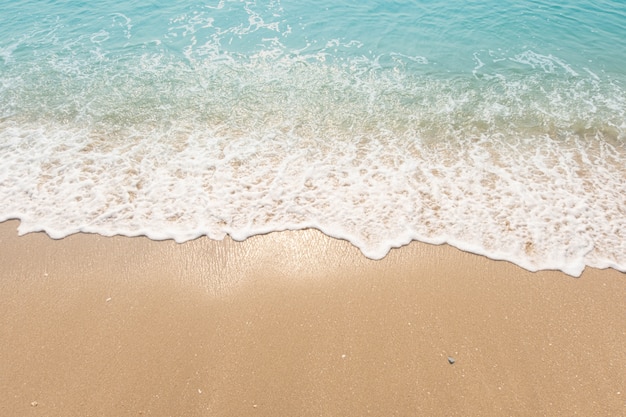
[0,219,625,416]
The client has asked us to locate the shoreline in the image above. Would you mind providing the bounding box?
[1,219,625,416]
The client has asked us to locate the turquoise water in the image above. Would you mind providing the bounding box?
[1,1,625,275]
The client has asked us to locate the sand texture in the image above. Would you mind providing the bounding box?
[1,220,625,416]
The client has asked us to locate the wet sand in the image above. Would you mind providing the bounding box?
[1,219,625,416]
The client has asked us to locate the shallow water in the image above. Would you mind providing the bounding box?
[1,0,625,275]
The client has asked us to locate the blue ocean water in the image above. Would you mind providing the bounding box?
[1,0,625,275]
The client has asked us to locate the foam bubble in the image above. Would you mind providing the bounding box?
[1,102,625,276]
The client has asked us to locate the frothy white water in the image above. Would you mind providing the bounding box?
[1,115,624,277]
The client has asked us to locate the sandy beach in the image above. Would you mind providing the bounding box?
[0,218,624,416]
